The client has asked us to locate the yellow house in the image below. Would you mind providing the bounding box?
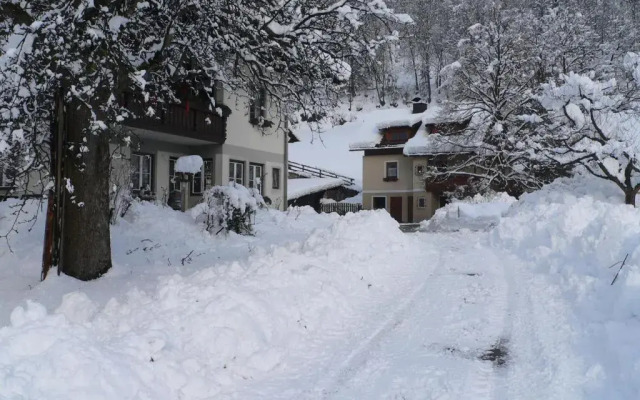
[350,100,470,223]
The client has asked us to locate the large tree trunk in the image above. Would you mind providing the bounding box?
[625,190,636,206]
[61,102,112,280]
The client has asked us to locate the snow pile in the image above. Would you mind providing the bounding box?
[174,155,203,174]
[494,176,640,399]
[0,204,416,399]
[423,192,516,232]
[287,177,347,200]
[192,183,264,234]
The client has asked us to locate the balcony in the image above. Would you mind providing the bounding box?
[124,101,227,144]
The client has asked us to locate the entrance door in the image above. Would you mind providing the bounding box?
[407,196,414,223]
[390,196,403,223]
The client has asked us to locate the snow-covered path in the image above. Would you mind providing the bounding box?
[222,229,575,400]
[4,179,639,399]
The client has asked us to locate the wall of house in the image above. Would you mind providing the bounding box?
[116,88,288,211]
[362,153,425,223]
[215,145,285,209]
[223,91,286,156]
[361,153,443,223]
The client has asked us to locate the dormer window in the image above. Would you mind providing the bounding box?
[383,128,411,144]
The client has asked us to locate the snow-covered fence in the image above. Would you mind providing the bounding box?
[320,202,362,215]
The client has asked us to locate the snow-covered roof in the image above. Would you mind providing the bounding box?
[349,104,456,151]
[374,112,424,130]
[288,177,348,200]
[403,129,483,156]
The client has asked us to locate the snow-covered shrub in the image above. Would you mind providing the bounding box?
[196,183,265,234]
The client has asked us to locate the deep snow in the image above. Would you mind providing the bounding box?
[1,175,640,399]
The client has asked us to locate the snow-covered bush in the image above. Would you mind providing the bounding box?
[195,183,265,235]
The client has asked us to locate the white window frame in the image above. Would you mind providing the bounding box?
[191,159,214,195]
[229,160,245,185]
[372,196,387,210]
[417,196,427,209]
[169,157,181,193]
[384,161,399,180]
[249,163,264,193]
[131,153,153,192]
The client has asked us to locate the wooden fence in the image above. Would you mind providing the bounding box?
[320,202,362,215]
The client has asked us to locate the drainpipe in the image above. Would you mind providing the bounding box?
[283,126,288,210]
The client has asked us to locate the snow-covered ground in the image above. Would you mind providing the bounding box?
[1,175,640,399]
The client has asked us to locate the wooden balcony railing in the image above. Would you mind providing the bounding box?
[124,102,227,143]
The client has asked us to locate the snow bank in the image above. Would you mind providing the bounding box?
[423,192,515,232]
[0,200,411,399]
[494,176,640,399]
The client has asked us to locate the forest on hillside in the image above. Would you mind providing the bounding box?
[348,0,640,106]
[342,0,640,203]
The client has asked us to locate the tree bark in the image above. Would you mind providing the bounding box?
[61,102,112,280]
[625,189,636,206]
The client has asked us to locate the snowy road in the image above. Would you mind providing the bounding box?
[223,229,574,400]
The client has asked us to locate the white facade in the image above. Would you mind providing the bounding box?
[119,89,287,210]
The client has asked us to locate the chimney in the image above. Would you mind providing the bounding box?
[412,96,427,114]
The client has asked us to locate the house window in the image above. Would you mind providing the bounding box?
[229,160,244,185]
[372,196,387,210]
[191,159,214,195]
[415,165,425,176]
[272,167,281,189]
[214,81,224,105]
[249,88,267,125]
[386,130,409,143]
[249,163,264,193]
[169,157,181,193]
[417,197,426,208]
[384,161,398,181]
[131,153,153,193]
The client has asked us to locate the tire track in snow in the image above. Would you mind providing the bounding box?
[321,235,513,400]
[317,252,443,399]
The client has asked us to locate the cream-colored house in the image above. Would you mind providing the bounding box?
[1,87,289,211]
[350,101,468,223]
[112,87,288,210]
